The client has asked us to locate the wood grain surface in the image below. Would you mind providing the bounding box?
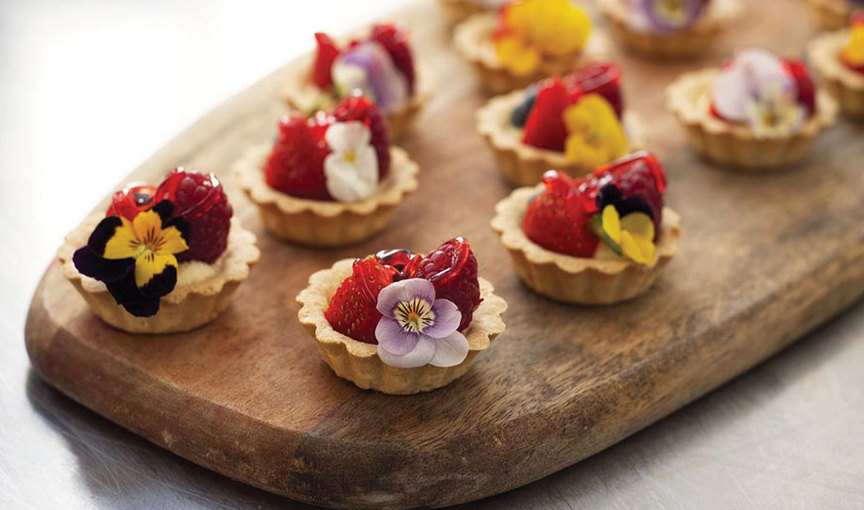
[24,0,864,509]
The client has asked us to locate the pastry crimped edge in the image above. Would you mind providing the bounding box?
[597,0,740,59]
[476,88,647,186]
[438,0,490,25]
[57,216,260,334]
[453,13,612,95]
[808,30,864,117]
[235,144,419,247]
[666,69,838,170]
[804,0,851,30]
[491,185,681,305]
[296,259,508,395]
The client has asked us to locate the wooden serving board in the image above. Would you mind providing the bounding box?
[25,0,864,508]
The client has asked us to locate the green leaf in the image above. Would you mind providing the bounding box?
[589,214,622,256]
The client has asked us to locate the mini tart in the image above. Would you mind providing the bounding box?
[296,259,507,395]
[597,0,740,59]
[805,0,852,30]
[281,57,432,140]
[491,185,681,305]
[477,88,646,186]
[667,69,838,170]
[808,30,864,117]
[438,0,490,25]
[58,216,260,334]
[235,144,419,247]
[453,13,611,94]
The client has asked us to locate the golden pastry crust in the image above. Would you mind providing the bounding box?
[491,185,681,305]
[438,0,491,25]
[597,0,740,59]
[476,88,646,186]
[453,13,611,94]
[804,0,851,31]
[667,69,838,170]
[57,217,260,334]
[296,259,508,395]
[235,144,419,247]
[808,30,864,117]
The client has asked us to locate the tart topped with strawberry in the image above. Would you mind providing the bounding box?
[236,94,419,247]
[477,62,646,186]
[297,238,507,394]
[57,169,260,333]
[454,0,610,94]
[809,16,864,116]
[491,152,681,305]
[667,48,837,170]
[597,0,740,59]
[283,23,429,139]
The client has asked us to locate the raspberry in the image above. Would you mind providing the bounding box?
[522,77,571,152]
[782,59,816,117]
[415,238,482,332]
[154,168,233,263]
[523,171,599,257]
[265,113,332,200]
[564,62,623,119]
[333,94,391,180]
[312,32,341,89]
[325,257,398,344]
[370,23,416,94]
[106,184,156,220]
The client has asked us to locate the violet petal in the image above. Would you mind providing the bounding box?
[376,278,435,317]
[377,335,435,368]
[428,331,470,368]
[375,317,420,355]
[424,299,461,339]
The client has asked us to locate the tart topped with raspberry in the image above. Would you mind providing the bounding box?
[236,94,419,246]
[453,0,610,94]
[491,152,681,305]
[808,16,864,116]
[597,0,740,59]
[477,62,646,186]
[296,237,507,394]
[283,23,430,139]
[667,47,838,170]
[57,169,260,333]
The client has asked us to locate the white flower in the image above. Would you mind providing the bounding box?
[745,80,805,139]
[712,48,792,122]
[323,121,379,203]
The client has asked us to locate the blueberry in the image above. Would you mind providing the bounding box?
[510,87,537,128]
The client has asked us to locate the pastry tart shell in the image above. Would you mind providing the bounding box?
[57,217,260,334]
[235,144,419,247]
[438,0,490,25]
[804,0,851,31]
[491,185,681,305]
[808,30,864,117]
[476,88,646,186]
[296,259,508,395]
[667,69,838,171]
[453,13,611,95]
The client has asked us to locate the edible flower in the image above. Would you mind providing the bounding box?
[636,0,710,33]
[493,0,591,75]
[563,94,629,168]
[332,42,408,113]
[323,121,379,203]
[375,278,469,369]
[73,201,189,317]
[841,16,864,71]
[591,204,656,265]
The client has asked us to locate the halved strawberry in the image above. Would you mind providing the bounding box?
[564,62,623,118]
[265,113,332,200]
[333,94,391,179]
[312,32,341,89]
[415,237,482,331]
[522,77,570,152]
[523,170,599,258]
[370,23,416,94]
[106,183,156,220]
[375,248,423,280]
[325,257,398,344]
[782,59,816,117]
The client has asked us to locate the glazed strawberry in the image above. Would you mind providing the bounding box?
[106,184,156,220]
[370,23,416,94]
[265,113,332,201]
[155,168,233,263]
[522,77,570,152]
[415,238,482,331]
[312,32,341,89]
[564,62,623,118]
[782,59,816,117]
[523,171,599,258]
[333,94,391,179]
[325,257,398,344]
[375,248,423,280]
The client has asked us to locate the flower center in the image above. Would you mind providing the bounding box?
[343,150,357,164]
[138,226,166,256]
[658,0,686,23]
[394,298,435,334]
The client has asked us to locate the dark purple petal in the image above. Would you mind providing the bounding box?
[105,273,160,317]
[424,299,461,339]
[375,317,420,355]
[87,216,123,255]
[139,264,177,298]
[150,200,174,223]
[641,0,710,32]
[72,246,133,283]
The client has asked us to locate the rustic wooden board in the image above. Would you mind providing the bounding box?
[24,0,864,508]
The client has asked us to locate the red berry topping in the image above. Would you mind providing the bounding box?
[333,94,391,180]
[106,183,156,220]
[523,171,599,258]
[369,23,416,94]
[564,62,624,119]
[325,257,398,344]
[522,77,571,152]
[155,168,233,263]
[375,248,423,280]
[312,32,341,89]
[782,59,816,117]
[265,113,332,201]
[415,237,482,331]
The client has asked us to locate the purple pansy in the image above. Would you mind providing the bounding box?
[636,0,711,33]
[332,41,408,114]
[374,278,469,369]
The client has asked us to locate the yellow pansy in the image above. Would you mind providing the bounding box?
[493,34,541,76]
[563,94,629,168]
[842,20,864,67]
[599,205,656,265]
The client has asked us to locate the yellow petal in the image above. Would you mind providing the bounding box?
[103,217,144,260]
[131,209,164,245]
[565,135,609,168]
[843,24,864,65]
[135,252,177,288]
[158,226,189,256]
[601,205,621,244]
[620,212,655,241]
[620,230,656,265]
[494,35,540,76]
